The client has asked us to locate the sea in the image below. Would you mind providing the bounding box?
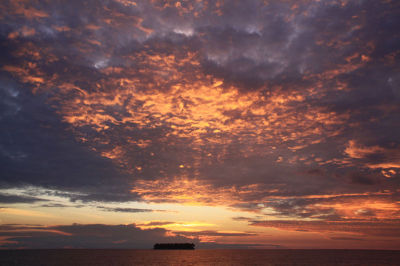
[0,249,399,266]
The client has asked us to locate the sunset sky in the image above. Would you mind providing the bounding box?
[1,0,400,249]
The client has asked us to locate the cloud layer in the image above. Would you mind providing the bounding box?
[0,223,268,249]
[1,0,400,248]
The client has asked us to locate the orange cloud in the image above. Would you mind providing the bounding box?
[9,1,49,19]
[250,219,400,237]
[345,141,400,170]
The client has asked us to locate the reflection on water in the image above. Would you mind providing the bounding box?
[1,249,400,266]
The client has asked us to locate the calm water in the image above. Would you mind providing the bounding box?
[1,249,400,266]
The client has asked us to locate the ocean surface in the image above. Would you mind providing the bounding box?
[1,249,400,266]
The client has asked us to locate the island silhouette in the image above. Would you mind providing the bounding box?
[154,243,195,250]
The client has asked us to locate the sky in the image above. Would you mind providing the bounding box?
[0,0,400,250]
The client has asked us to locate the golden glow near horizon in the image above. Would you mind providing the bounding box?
[1,0,400,250]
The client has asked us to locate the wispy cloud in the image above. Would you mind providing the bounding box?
[0,193,48,204]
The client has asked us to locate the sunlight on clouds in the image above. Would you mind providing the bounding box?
[52,53,350,174]
[138,221,216,230]
[1,0,400,250]
[345,140,400,171]
[0,208,54,218]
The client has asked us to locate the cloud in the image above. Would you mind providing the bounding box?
[174,230,258,237]
[304,168,325,177]
[0,223,265,249]
[39,203,84,208]
[0,193,48,204]
[0,223,193,249]
[0,0,399,243]
[137,221,176,226]
[329,237,368,242]
[231,216,255,222]
[345,140,400,170]
[249,219,400,237]
[347,171,381,186]
[97,206,160,213]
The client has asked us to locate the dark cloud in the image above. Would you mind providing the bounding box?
[97,206,154,213]
[0,223,192,249]
[39,203,84,208]
[304,168,325,177]
[0,223,266,249]
[231,216,254,222]
[0,77,133,202]
[347,172,381,186]
[0,225,47,231]
[0,193,48,204]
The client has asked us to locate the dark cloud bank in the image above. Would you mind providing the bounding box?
[0,223,269,249]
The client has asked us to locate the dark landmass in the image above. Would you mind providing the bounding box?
[154,243,195,250]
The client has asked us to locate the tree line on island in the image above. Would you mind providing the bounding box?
[154,243,195,249]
